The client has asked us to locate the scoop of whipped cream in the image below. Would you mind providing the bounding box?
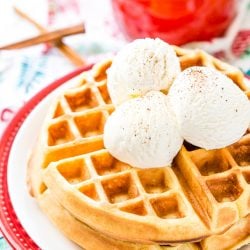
[104,91,183,168]
[168,66,250,149]
[107,38,180,105]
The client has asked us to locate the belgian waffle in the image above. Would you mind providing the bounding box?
[43,141,250,243]
[39,190,199,250]
[28,47,250,247]
[38,190,249,250]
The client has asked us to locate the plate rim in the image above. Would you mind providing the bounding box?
[0,64,92,249]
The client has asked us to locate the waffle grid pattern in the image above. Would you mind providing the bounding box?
[37,61,114,171]
[189,147,250,204]
[53,149,192,220]
[180,144,250,230]
[46,67,113,148]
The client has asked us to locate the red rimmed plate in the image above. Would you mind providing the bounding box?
[0,65,92,250]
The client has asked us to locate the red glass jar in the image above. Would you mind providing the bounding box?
[112,0,237,45]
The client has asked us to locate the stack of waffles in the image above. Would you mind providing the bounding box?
[27,47,250,250]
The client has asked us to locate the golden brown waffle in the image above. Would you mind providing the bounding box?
[38,190,249,250]
[39,190,199,250]
[28,60,113,197]
[43,138,250,243]
[43,148,209,243]
[28,46,250,247]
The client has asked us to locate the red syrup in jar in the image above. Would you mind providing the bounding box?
[112,0,237,45]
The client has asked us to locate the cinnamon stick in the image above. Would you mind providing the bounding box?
[2,7,85,66]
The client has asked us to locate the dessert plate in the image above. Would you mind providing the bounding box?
[0,65,92,249]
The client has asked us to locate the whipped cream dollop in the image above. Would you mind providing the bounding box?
[107,38,180,105]
[104,91,183,168]
[168,66,250,149]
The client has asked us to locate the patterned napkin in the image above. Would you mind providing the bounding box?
[0,0,250,249]
[0,236,9,250]
[0,0,124,137]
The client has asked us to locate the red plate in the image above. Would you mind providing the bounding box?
[0,65,92,249]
